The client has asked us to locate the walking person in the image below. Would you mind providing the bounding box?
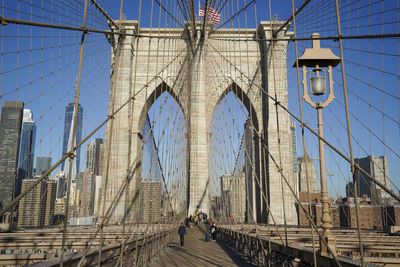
[210,223,217,242]
[178,222,186,246]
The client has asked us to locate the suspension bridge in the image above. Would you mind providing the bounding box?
[0,0,399,266]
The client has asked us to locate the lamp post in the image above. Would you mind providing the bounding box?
[293,33,340,257]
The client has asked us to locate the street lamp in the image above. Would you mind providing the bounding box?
[293,33,340,257]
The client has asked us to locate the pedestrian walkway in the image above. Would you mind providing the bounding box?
[147,224,256,267]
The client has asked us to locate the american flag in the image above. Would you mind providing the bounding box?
[199,2,221,24]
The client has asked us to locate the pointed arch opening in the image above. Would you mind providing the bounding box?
[136,82,187,223]
[209,82,260,223]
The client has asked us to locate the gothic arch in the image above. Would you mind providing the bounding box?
[138,81,186,134]
[211,82,259,131]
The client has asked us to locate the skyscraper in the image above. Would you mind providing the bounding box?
[17,177,56,227]
[298,152,319,193]
[85,141,96,172]
[44,180,56,226]
[17,177,47,227]
[220,173,246,222]
[0,101,24,210]
[85,138,104,174]
[78,170,95,217]
[53,171,66,198]
[61,102,83,174]
[34,157,52,177]
[139,180,161,223]
[17,109,36,195]
[94,138,104,175]
[244,119,261,223]
[93,175,102,215]
[354,155,391,204]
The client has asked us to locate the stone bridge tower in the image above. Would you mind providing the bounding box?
[102,20,297,225]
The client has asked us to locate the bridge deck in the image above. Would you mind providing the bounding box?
[147,224,256,267]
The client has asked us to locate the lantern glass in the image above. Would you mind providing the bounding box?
[310,76,326,95]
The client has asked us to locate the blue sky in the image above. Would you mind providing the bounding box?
[1,0,399,198]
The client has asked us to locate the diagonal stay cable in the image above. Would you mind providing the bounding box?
[206,48,288,249]
[0,45,187,219]
[79,43,194,264]
[88,0,119,30]
[206,38,400,203]
[75,58,192,267]
[207,46,341,263]
[0,15,188,39]
[274,0,312,35]
[210,0,255,32]
[154,0,185,28]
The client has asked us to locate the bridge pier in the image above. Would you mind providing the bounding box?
[104,20,298,225]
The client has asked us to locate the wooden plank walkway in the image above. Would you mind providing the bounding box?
[147,224,257,267]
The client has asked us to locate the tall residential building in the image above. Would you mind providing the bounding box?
[53,171,66,198]
[220,173,246,222]
[94,138,104,175]
[34,157,52,177]
[85,141,96,172]
[61,102,83,174]
[354,155,391,204]
[93,175,102,215]
[44,180,57,226]
[75,172,84,192]
[17,109,36,196]
[78,170,95,217]
[69,181,79,218]
[244,119,260,223]
[298,152,319,193]
[0,101,24,210]
[85,139,104,175]
[139,181,161,223]
[18,178,46,227]
[17,177,56,227]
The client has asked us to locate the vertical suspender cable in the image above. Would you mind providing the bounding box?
[60,0,89,266]
[290,0,317,265]
[98,1,125,264]
[117,0,127,264]
[334,0,365,265]
[267,0,289,257]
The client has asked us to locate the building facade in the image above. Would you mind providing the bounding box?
[94,138,104,175]
[244,119,260,223]
[78,170,95,217]
[298,152,319,193]
[220,173,246,222]
[53,171,66,198]
[44,180,56,226]
[61,102,83,174]
[34,157,52,177]
[85,141,96,172]
[104,21,297,224]
[354,155,391,204]
[17,177,47,227]
[139,181,161,223]
[339,203,383,229]
[0,101,24,211]
[85,138,104,176]
[17,109,36,196]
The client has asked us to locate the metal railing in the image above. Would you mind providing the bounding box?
[26,227,176,267]
[217,227,376,267]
